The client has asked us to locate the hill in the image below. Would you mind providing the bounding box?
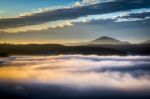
[90,36,129,44]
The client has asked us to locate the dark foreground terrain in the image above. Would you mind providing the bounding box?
[87,43,150,55]
[0,43,150,56]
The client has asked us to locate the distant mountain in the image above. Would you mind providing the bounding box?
[142,39,150,44]
[65,36,129,46]
[89,36,129,45]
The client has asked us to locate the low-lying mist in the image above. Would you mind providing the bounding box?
[0,55,150,99]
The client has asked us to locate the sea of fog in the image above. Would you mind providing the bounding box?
[0,55,150,99]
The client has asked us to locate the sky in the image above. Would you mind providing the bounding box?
[0,0,150,44]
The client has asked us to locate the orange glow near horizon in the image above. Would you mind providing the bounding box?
[0,55,150,91]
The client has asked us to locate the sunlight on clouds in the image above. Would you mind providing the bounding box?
[115,17,150,22]
[74,8,150,22]
[73,0,115,7]
[0,20,73,33]
[19,5,73,17]
[1,8,149,33]
[0,55,150,90]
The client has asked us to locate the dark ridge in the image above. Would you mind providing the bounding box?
[0,44,127,56]
[0,43,149,56]
[87,43,150,55]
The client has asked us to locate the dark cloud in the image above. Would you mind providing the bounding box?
[118,12,150,19]
[0,0,149,29]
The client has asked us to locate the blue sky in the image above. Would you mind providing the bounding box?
[0,0,78,17]
[0,0,150,44]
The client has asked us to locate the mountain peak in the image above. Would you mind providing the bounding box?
[96,36,118,40]
[90,36,129,45]
[100,36,112,39]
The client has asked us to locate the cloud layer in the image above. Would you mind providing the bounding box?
[0,55,150,90]
[0,0,149,29]
[0,55,150,98]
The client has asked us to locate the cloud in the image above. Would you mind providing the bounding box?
[0,0,149,29]
[0,55,150,90]
[115,17,150,22]
[18,5,72,17]
[0,20,74,33]
[73,0,114,6]
[74,8,150,23]
[0,8,150,33]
